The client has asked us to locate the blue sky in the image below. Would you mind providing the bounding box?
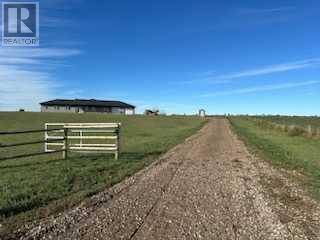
[0,0,320,115]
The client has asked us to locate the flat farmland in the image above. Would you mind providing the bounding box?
[0,112,205,235]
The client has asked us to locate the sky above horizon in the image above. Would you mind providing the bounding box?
[0,0,320,115]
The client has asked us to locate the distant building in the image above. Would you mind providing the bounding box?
[40,99,135,115]
[199,109,206,117]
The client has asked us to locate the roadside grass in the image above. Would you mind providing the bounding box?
[229,117,320,200]
[250,116,320,138]
[260,115,320,129]
[0,112,206,236]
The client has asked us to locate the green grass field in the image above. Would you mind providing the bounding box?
[230,117,320,200]
[0,112,205,235]
[259,115,320,128]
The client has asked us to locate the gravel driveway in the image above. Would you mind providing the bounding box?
[22,118,320,239]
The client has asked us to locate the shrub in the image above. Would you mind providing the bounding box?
[287,125,306,137]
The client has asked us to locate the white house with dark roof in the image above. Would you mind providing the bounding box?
[40,99,135,115]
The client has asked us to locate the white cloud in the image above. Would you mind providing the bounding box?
[200,80,320,98]
[0,57,42,65]
[186,59,320,84]
[238,7,296,15]
[0,48,82,58]
[216,59,318,80]
[0,65,57,111]
[0,48,82,111]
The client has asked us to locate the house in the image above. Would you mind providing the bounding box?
[145,109,159,116]
[40,99,135,115]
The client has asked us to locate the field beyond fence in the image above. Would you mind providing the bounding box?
[0,112,206,237]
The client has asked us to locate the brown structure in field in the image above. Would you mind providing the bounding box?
[145,109,159,116]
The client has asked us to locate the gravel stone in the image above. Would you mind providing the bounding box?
[18,119,320,240]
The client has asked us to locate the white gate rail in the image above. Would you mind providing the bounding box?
[45,123,121,159]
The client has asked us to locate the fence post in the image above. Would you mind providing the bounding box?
[80,130,83,148]
[63,128,68,159]
[44,124,48,152]
[307,125,312,137]
[115,124,121,160]
[118,123,121,154]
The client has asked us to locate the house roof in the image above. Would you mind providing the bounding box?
[40,99,135,108]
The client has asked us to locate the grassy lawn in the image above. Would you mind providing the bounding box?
[0,112,205,235]
[229,117,320,201]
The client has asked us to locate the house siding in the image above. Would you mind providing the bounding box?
[41,105,78,113]
[125,108,134,115]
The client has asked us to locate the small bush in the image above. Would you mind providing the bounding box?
[287,125,306,137]
[252,118,320,139]
[317,128,320,138]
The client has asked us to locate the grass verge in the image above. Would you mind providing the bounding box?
[229,117,320,200]
[0,112,206,237]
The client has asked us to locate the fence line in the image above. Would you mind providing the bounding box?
[45,123,121,159]
[0,128,63,135]
[251,118,320,138]
[0,123,122,162]
[0,128,65,162]
[0,138,63,148]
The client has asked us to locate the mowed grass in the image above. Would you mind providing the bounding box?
[0,112,205,235]
[229,117,320,200]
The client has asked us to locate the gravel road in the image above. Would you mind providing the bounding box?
[22,118,320,240]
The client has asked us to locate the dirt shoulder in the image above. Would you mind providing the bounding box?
[18,118,320,239]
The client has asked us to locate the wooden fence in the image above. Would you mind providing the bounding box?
[45,123,121,159]
[0,123,121,162]
[0,128,65,162]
